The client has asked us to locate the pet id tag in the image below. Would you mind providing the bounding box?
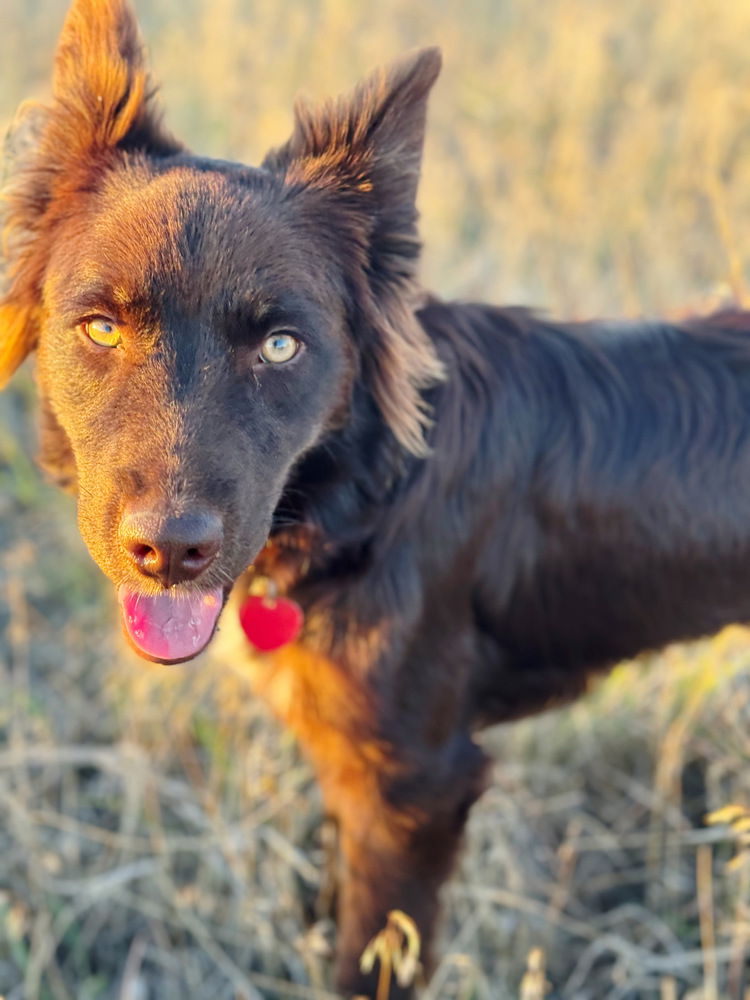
[239,583,304,651]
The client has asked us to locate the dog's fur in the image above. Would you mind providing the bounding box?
[4,1,750,995]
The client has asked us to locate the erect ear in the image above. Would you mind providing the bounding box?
[264,48,441,280]
[50,0,180,160]
[0,0,181,387]
[263,49,445,456]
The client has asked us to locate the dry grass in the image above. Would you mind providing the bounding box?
[2,0,750,997]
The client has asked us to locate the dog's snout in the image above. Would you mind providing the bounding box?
[119,510,223,587]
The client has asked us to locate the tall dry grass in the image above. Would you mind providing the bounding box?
[1,0,750,997]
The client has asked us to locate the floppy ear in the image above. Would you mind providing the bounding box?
[0,0,181,387]
[263,50,445,456]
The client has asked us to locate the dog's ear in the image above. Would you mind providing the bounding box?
[50,0,179,160]
[0,0,181,387]
[264,47,441,260]
[264,50,445,456]
[0,302,37,388]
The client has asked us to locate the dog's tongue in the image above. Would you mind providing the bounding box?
[118,587,223,663]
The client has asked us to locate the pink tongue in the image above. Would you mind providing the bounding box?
[118,587,223,663]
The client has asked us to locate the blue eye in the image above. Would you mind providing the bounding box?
[259,331,300,364]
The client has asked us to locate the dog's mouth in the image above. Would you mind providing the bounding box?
[117,585,227,664]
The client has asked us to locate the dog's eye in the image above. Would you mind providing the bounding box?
[84,318,123,348]
[259,331,301,365]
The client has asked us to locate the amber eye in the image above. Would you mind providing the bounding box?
[259,331,300,365]
[83,318,123,348]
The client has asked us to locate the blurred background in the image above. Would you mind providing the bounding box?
[1,0,750,997]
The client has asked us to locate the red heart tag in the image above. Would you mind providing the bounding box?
[239,594,304,651]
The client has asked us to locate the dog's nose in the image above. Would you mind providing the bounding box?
[119,510,223,587]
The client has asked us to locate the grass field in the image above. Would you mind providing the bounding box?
[1,0,750,997]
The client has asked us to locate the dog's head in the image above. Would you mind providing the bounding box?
[0,0,442,662]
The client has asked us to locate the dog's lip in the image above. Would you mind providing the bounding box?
[117,584,230,665]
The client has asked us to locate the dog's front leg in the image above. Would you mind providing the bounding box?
[318,735,489,998]
[253,642,488,997]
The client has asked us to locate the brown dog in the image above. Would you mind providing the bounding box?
[4,1,750,996]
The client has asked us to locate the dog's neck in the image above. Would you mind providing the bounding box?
[267,385,415,591]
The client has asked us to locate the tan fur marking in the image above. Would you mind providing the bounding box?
[0,302,37,386]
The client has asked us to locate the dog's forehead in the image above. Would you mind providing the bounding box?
[50,161,328,309]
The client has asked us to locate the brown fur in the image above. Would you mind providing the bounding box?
[7,2,750,997]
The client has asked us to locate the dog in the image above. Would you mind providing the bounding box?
[3,0,750,995]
